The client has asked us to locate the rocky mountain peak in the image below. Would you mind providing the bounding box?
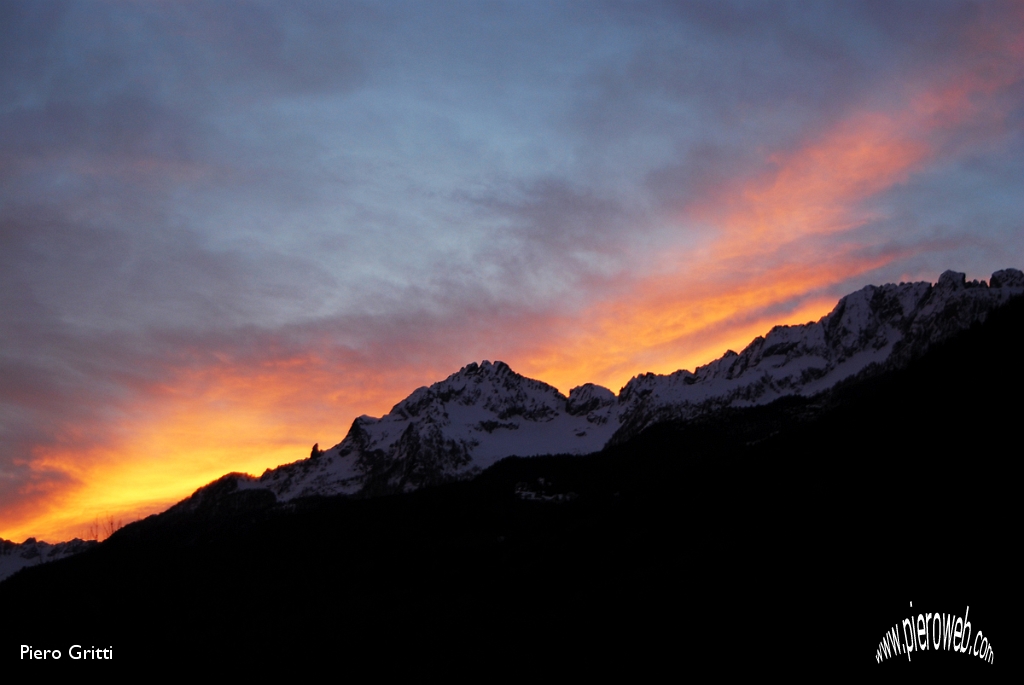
[186,268,1024,505]
[566,383,616,415]
[990,268,1024,288]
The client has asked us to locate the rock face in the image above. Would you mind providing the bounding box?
[217,269,1023,501]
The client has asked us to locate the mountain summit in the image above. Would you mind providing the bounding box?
[209,268,1022,503]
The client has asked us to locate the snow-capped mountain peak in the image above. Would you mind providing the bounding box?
[0,537,98,583]
[251,359,620,500]
[226,269,1023,502]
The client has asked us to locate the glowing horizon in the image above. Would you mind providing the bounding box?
[2,2,1023,543]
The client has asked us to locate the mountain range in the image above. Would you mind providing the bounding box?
[1,267,1019,670]
[4,267,1022,570]
[0,537,96,585]
[205,268,1023,502]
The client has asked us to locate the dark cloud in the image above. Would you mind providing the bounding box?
[472,178,630,254]
[166,1,369,97]
[644,143,770,216]
[1,1,368,98]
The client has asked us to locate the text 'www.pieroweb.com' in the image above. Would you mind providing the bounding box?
[876,604,993,664]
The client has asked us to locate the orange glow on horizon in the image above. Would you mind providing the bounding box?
[0,355,442,542]
[5,30,1021,543]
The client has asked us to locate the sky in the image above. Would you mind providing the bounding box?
[2,0,1023,542]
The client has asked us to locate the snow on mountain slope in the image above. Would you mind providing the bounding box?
[248,360,621,499]
[191,268,1024,502]
[613,269,1024,440]
[0,537,98,583]
[6,268,1019,577]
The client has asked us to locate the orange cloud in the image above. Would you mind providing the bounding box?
[515,143,912,391]
[7,16,1022,543]
[513,43,1019,394]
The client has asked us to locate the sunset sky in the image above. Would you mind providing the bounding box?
[2,1,1023,542]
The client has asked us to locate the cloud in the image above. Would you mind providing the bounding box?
[2,1,1023,541]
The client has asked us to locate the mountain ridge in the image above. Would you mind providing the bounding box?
[0,537,97,584]
[3,288,1019,666]
[2,267,1020,569]
[225,267,1023,501]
